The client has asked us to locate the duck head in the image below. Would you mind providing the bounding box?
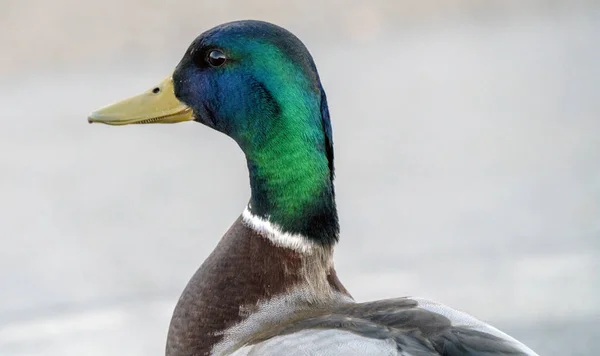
[89,20,339,245]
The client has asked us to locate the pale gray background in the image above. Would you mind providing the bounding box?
[1,1,599,355]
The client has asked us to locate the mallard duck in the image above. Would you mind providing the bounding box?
[88,20,539,356]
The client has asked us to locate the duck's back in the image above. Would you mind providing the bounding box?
[230,297,538,356]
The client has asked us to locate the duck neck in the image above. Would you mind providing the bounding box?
[244,114,338,245]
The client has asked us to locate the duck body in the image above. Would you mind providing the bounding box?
[89,20,539,356]
[165,212,537,356]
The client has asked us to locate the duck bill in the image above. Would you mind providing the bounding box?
[88,77,193,125]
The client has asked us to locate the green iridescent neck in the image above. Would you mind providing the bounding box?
[244,87,338,245]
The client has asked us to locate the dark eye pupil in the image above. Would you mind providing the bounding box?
[207,50,226,67]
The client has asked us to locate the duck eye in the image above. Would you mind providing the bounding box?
[207,50,226,67]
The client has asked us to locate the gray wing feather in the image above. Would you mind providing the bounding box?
[231,329,401,356]
[232,297,538,356]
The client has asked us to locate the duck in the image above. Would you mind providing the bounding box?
[88,20,539,356]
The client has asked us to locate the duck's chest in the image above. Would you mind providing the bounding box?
[165,217,350,356]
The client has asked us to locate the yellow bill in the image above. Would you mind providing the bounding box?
[88,77,193,125]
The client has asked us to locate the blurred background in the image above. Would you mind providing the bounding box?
[1,0,599,355]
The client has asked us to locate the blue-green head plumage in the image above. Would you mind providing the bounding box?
[173,20,338,244]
